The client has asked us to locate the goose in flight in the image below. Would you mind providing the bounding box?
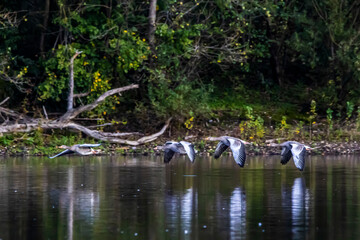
[205,136,250,167]
[49,143,101,159]
[267,141,311,171]
[155,141,196,163]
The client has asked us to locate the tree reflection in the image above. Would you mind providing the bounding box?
[2,155,360,240]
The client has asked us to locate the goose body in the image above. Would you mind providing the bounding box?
[206,136,248,167]
[49,143,101,159]
[268,141,311,171]
[157,141,196,163]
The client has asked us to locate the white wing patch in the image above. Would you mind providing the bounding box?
[290,143,306,171]
[228,138,246,167]
[180,141,196,163]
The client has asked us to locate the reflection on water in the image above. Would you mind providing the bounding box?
[229,187,246,239]
[290,178,310,239]
[1,155,360,239]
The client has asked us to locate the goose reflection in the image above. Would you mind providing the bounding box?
[229,187,247,240]
[214,187,247,239]
[54,167,100,240]
[165,187,197,236]
[290,178,310,239]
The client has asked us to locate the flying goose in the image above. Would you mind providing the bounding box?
[205,136,250,167]
[156,141,196,163]
[268,141,312,171]
[49,143,101,159]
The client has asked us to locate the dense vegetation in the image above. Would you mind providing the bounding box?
[1,0,360,146]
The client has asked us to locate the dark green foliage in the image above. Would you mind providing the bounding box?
[1,0,360,130]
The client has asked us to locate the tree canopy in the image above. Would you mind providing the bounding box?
[1,0,360,128]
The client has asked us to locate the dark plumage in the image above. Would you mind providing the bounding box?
[156,141,196,163]
[49,143,101,159]
[205,136,249,167]
[268,141,311,171]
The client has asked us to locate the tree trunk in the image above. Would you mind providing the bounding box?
[67,51,81,111]
[148,0,157,49]
[40,0,50,58]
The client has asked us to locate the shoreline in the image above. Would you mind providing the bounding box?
[1,140,360,157]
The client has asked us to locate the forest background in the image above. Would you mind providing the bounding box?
[1,0,360,154]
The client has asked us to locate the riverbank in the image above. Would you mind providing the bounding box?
[2,139,359,157]
[1,120,360,156]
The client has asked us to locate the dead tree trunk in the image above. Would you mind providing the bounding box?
[67,51,82,111]
[148,0,157,50]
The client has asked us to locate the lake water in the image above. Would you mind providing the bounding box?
[1,154,360,240]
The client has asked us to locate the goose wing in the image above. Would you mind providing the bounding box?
[228,138,246,167]
[290,143,306,171]
[280,146,293,165]
[180,141,196,163]
[77,143,101,148]
[49,149,74,159]
[214,141,229,159]
[164,148,176,163]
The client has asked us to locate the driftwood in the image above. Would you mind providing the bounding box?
[0,49,171,145]
[0,84,172,145]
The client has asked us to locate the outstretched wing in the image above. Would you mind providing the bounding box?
[228,138,246,167]
[214,141,229,159]
[280,146,292,165]
[179,141,196,163]
[164,149,176,163]
[49,149,74,159]
[78,143,101,148]
[290,143,306,171]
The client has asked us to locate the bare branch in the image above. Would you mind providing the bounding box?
[42,105,48,120]
[0,106,34,121]
[59,83,139,122]
[87,123,114,129]
[0,97,9,106]
[0,85,170,146]
[66,118,171,145]
[74,92,90,98]
[136,117,172,143]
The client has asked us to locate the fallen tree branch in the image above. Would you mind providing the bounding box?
[59,83,139,122]
[0,106,34,122]
[87,123,113,128]
[65,119,171,145]
[0,117,171,145]
[0,87,171,146]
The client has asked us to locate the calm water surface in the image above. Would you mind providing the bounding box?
[1,154,360,240]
